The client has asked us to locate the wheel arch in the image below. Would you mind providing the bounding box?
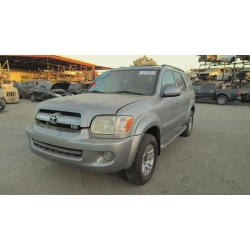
[145,126,161,155]
[133,115,162,155]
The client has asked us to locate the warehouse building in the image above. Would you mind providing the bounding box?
[0,55,112,83]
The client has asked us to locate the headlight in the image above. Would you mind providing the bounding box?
[54,94,62,97]
[91,116,134,135]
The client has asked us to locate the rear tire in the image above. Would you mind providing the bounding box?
[30,94,35,102]
[126,134,158,185]
[0,104,5,112]
[216,95,228,105]
[181,111,194,137]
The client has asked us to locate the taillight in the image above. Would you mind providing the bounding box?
[237,89,241,96]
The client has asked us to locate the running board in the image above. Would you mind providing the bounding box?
[160,125,187,149]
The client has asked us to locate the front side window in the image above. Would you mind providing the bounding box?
[161,70,175,93]
[86,69,159,95]
[173,72,186,91]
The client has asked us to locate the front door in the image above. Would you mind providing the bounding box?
[159,70,181,137]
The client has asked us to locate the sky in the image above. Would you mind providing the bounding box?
[67,55,201,71]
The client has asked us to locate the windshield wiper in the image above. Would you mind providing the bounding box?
[112,91,144,95]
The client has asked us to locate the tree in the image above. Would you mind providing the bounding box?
[132,55,157,66]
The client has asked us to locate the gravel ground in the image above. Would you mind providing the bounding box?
[0,99,250,195]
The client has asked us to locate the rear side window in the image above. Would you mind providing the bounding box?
[193,85,202,91]
[161,71,175,93]
[203,84,214,90]
[183,73,193,91]
[173,71,186,91]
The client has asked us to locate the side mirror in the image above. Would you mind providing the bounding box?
[163,86,181,97]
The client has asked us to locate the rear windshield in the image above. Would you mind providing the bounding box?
[86,69,159,95]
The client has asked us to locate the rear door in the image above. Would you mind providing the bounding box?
[201,84,215,100]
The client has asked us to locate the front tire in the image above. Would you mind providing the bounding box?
[216,95,228,105]
[126,134,158,185]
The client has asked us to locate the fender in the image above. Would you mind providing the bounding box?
[185,99,195,123]
[124,114,162,168]
[216,92,231,100]
[133,113,162,137]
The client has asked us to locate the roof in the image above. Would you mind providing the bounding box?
[0,55,113,71]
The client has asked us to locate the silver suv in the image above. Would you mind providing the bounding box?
[25,65,195,185]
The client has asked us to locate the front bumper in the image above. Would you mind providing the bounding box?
[25,124,142,173]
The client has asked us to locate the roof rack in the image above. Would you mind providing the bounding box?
[130,64,184,72]
[161,64,184,72]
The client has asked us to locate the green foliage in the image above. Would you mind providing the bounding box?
[132,55,157,66]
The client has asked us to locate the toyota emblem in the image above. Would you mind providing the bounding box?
[49,113,60,124]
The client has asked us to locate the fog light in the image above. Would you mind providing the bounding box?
[102,151,114,161]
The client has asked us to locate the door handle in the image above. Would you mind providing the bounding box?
[187,96,190,99]
[176,100,180,103]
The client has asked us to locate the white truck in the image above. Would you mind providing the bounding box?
[0,81,19,104]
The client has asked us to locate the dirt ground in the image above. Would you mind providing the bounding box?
[0,99,250,195]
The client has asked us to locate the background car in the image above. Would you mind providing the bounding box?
[13,82,34,98]
[29,82,68,101]
[235,68,250,82]
[240,84,250,102]
[67,83,90,95]
[197,68,232,81]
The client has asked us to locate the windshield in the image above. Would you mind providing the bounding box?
[86,69,158,95]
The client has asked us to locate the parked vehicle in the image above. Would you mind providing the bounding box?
[193,82,241,105]
[240,84,250,103]
[29,81,70,101]
[25,65,195,185]
[0,96,5,112]
[0,83,19,104]
[67,83,90,95]
[235,68,250,82]
[13,82,34,98]
[197,68,232,81]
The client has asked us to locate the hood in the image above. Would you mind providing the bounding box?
[37,93,150,127]
[51,82,70,91]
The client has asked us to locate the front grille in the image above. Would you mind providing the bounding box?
[32,139,82,159]
[40,109,81,117]
[7,92,16,96]
[36,109,82,130]
[38,120,80,130]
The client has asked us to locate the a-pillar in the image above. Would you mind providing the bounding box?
[92,66,95,81]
